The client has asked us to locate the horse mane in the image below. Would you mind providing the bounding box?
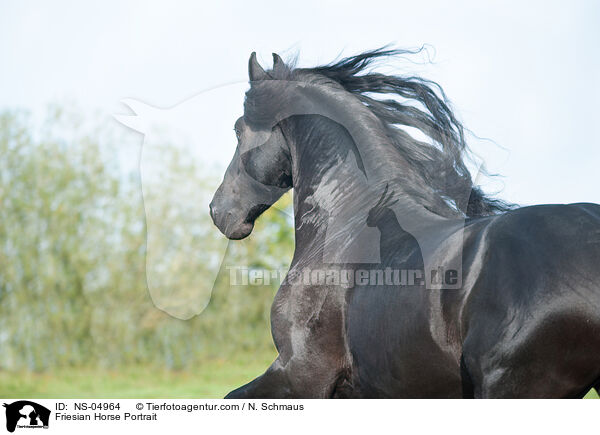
[247,47,514,217]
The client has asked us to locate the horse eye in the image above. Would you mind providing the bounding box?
[234,128,241,140]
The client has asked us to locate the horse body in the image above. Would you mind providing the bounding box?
[347,203,600,398]
[211,49,600,398]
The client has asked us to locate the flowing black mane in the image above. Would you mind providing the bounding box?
[245,47,514,217]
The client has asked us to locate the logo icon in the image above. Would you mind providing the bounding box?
[3,401,50,433]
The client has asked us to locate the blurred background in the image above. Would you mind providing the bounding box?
[0,0,598,397]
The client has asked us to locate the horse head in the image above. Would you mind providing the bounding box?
[209,53,292,239]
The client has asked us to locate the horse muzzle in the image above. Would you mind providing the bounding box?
[209,202,255,240]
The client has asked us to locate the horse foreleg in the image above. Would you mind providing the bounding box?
[224,355,346,398]
[224,359,292,398]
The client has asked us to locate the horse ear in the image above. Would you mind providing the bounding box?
[249,52,268,81]
[272,53,289,76]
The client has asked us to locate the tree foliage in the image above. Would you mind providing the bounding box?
[0,109,294,371]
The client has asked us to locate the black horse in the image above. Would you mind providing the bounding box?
[209,48,600,398]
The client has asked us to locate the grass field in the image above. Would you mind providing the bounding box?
[0,354,276,398]
[1,355,598,398]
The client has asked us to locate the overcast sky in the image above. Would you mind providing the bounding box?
[1,0,599,206]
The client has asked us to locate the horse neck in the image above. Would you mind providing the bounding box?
[285,82,443,198]
[289,113,403,193]
[285,113,430,250]
[276,83,464,262]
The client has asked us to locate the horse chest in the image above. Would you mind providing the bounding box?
[270,280,350,368]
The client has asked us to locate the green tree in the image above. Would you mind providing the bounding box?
[0,108,294,372]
